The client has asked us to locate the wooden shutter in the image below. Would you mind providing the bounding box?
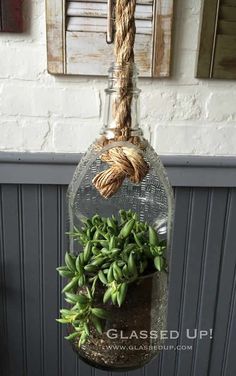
[0,0,22,32]
[46,0,174,77]
[197,0,236,79]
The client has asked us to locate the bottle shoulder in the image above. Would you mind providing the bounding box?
[74,137,173,194]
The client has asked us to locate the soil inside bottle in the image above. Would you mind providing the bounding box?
[69,271,167,371]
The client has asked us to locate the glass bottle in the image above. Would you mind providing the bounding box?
[67,64,174,371]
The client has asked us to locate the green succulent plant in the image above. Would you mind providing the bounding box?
[56,210,167,347]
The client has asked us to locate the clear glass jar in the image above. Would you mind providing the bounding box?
[67,64,174,371]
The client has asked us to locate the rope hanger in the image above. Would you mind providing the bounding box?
[93,0,149,198]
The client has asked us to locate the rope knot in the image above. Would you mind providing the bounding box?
[92,146,149,198]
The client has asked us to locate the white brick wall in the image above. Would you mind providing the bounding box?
[0,0,236,155]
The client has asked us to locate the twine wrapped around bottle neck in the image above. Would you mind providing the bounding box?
[92,0,149,198]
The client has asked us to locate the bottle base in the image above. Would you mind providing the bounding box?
[73,349,156,372]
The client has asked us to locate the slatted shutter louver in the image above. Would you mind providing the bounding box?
[66,0,153,76]
[197,0,236,79]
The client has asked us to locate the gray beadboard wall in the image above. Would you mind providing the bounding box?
[0,153,236,376]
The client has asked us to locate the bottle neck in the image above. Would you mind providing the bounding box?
[101,63,143,140]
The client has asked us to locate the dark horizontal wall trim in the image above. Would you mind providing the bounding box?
[0,152,236,187]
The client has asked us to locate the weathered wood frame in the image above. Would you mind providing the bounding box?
[196,0,219,78]
[46,0,66,74]
[46,0,174,77]
[152,0,174,76]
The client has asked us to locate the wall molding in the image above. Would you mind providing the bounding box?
[0,152,236,187]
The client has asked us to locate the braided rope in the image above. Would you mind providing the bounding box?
[93,0,149,198]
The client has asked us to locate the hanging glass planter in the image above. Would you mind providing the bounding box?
[56,0,174,371]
